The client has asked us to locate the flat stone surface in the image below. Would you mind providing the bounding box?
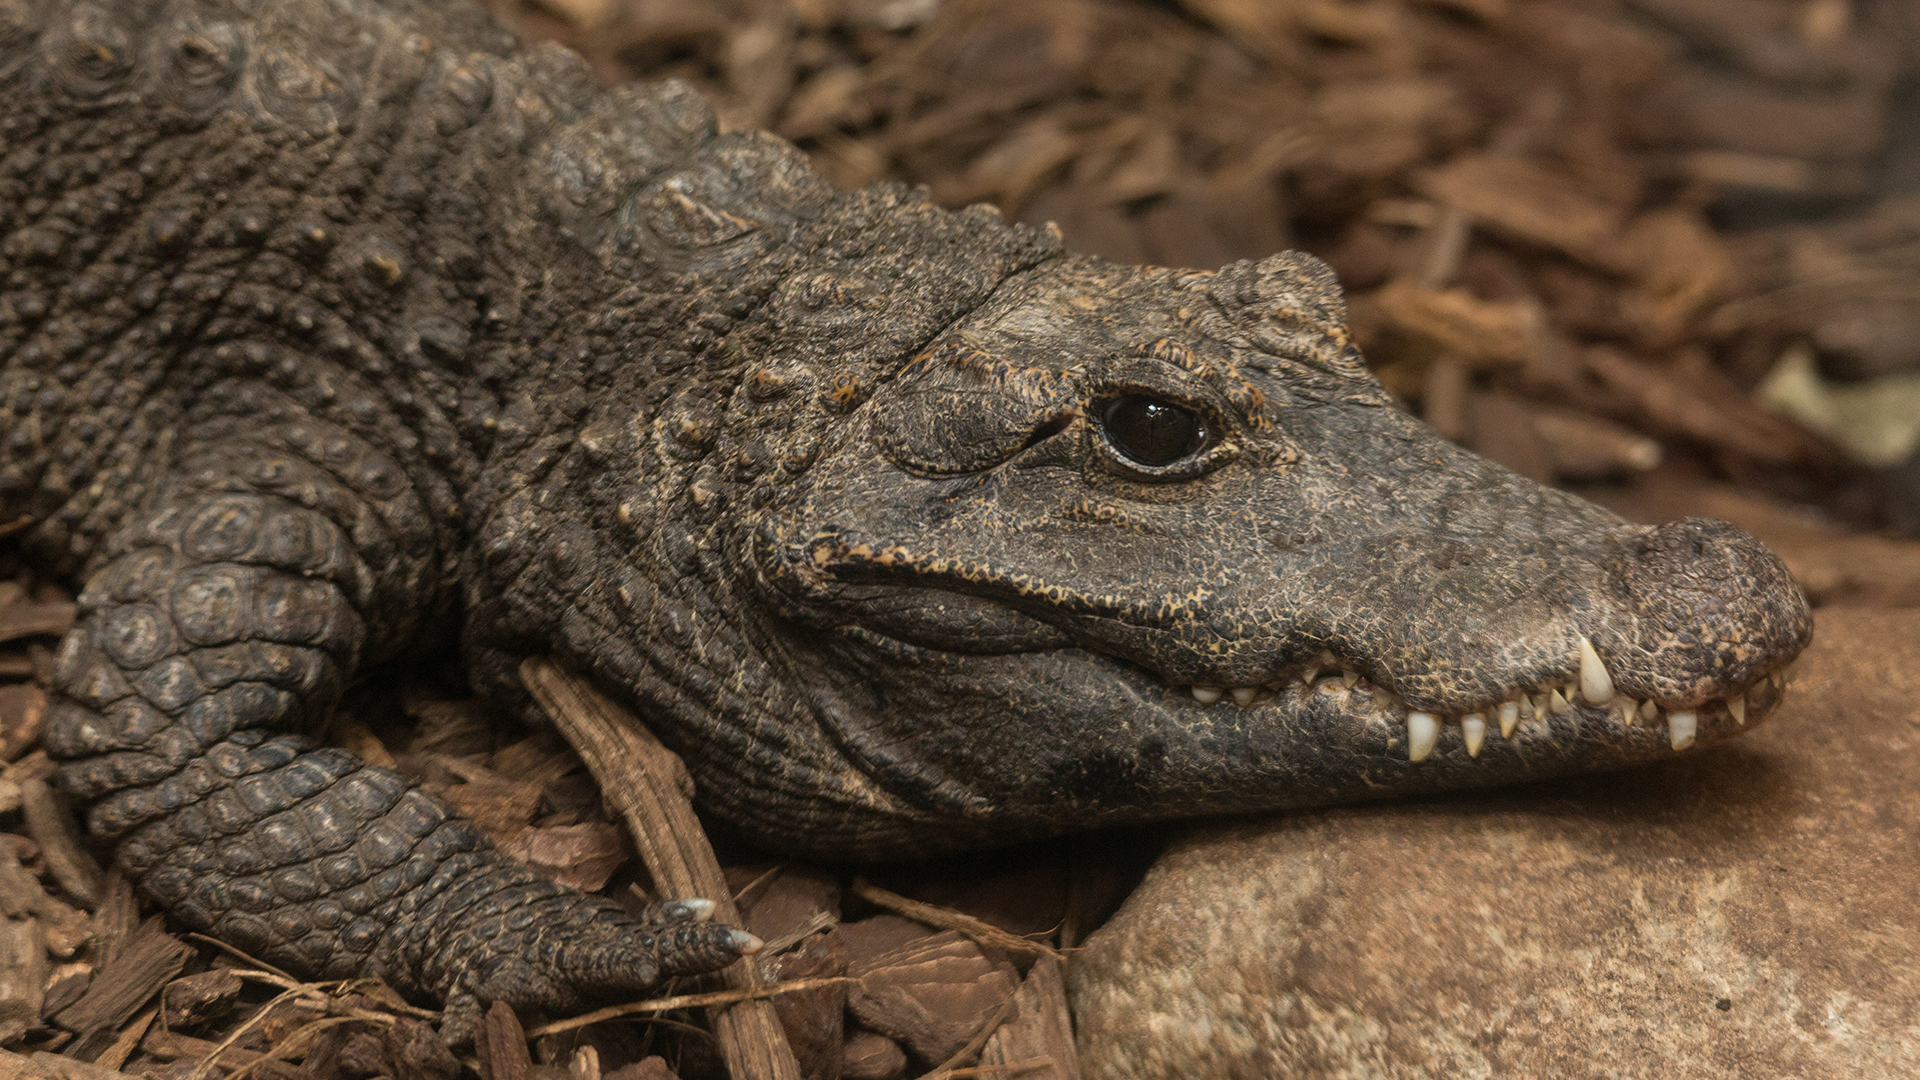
[1071,607,1920,1079]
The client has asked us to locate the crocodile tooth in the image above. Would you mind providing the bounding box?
[1407,712,1439,762]
[1461,714,1486,757]
[1300,665,1322,686]
[1341,668,1361,688]
[1640,699,1658,722]
[1548,687,1571,715]
[1497,702,1519,737]
[1517,695,1536,722]
[1728,693,1746,724]
[1191,687,1222,704]
[1668,710,1697,750]
[1230,687,1257,705]
[1577,637,1615,704]
[1619,697,1640,726]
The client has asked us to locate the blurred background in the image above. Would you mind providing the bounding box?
[470,0,1920,608]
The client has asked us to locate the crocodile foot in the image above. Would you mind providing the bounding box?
[435,896,760,1046]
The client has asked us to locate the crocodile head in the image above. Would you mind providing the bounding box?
[493,112,1809,859]
[726,250,1811,855]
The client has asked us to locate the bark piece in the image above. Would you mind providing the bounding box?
[0,604,74,645]
[1373,278,1545,370]
[835,916,933,970]
[1417,155,1627,268]
[0,850,48,1044]
[979,954,1079,1080]
[50,916,191,1039]
[0,684,45,762]
[765,932,847,1080]
[386,1017,463,1080]
[475,1001,532,1080]
[159,969,243,1031]
[501,823,627,892]
[519,659,801,1080]
[600,1060,676,1080]
[18,779,100,909]
[739,866,841,946]
[839,1031,906,1080]
[1583,346,1830,464]
[442,765,545,847]
[0,1050,141,1080]
[847,930,1020,1066]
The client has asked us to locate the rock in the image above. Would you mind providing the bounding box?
[1071,607,1920,1078]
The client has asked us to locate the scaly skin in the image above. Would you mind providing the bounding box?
[0,0,1810,1034]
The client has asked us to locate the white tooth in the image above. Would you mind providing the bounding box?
[1640,699,1658,722]
[1532,692,1552,720]
[1231,687,1257,705]
[1301,666,1322,686]
[1669,710,1697,750]
[1548,688,1571,715]
[1728,693,1745,724]
[1619,698,1640,726]
[1407,712,1439,762]
[1191,686,1222,704]
[1342,668,1361,688]
[1462,714,1486,757]
[1517,695,1536,722]
[1498,702,1519,737]
[1577,637,1615,705]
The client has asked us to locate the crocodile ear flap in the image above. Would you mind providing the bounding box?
[869,338,1082,477]
[1206,253,1372,383]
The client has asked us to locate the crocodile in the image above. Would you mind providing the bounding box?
[0,0,1811,1038]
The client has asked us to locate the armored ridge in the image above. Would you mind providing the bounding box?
[1,0,1810,1036]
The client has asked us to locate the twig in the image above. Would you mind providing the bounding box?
[851,879,1062,963]
[946,1059,1060,1078]
[183,937,298,985]
[523,976,858,1038]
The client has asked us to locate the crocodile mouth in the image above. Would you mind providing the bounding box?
[1155,638,1794,762]
[839,605,1794,772]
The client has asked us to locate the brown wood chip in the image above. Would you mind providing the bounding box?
[0,882,47,1043]
[0,1049,141,1080]
[0,604,75,645]
[847,930,1020,1065]
[51,916,192,1038]
[978,955,1079,1080]
[500,823,627,892]
[18,779,101,909]
[841,1030,907,1080]
[0,684,46,763]
[474,1001,532,1080]
[160,970,244,1032]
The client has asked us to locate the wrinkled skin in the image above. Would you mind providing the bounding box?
[0,0,1809,1032]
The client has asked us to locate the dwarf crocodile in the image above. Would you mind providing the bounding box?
[0,0,1811,1035]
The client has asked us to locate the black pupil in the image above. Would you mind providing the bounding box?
[1102,395,1205,467]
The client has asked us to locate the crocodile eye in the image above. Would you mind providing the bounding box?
[1099,395,1208,467]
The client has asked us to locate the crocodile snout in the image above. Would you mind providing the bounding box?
[1597,516,1813,710]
